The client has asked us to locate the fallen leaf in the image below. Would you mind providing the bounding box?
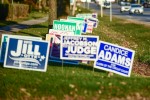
[69,84,75,88]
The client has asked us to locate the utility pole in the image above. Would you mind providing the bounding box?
[138,0,140,4]
[87,0,89,9]
[39,0,41,12]
[110,1,112,21]
[100,0,103,17]
[72,0,76,16]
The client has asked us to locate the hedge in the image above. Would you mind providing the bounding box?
[0,4,29,20]
[0,4,9,20]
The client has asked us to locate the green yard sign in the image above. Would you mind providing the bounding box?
[67,16,85,21]
[53,20,82,35]
[76,14,91,18]
[66,17,86,34]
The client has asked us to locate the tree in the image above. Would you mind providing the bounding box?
[1,0,9,3]
[48,0,57,29]
[57,0,70,18]
[48,0,70,29]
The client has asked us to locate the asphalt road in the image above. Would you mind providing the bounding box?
[85,2,150,25]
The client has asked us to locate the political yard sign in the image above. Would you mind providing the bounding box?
[94,41,135,77]
[48,29,74,60]
[60,19,87,33]
[86,17,99,28]
[76,13,98,19]
[67,16,85,21]
[46,30,79,65]
[0,34,42,63]
[86,22,94,33]
[0,34,7,63]
[67,17,87,33]
[53,20,82,35]
[4,37,50,72]
[70,0,74,5]
[60,35,99,61]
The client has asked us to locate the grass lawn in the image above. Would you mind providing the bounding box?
[0,7,150,99]
[97,15,150,65]
[1,62,150,100]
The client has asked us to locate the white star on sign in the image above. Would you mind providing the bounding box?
[41,55,45,60]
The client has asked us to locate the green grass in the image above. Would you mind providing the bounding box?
[15,21,49,39]
[18,10,48,21]
[1,63,150,100]
[1,7,150,99]
[0,21,18,27]
[95,15,150,64]
[0,11,48,28]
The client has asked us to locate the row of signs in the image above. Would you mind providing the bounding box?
[47,13,98,64]
[48,13,135,77]
[0,13,135,77]
[1,34,49,72]
[60,35,135,77]
[53,15,98,35]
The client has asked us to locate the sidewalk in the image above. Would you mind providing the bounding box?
[0,16,48,34]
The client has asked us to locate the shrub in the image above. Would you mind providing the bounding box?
[0,4,9,20]
[15,4,28,18]
[0,4,29,20]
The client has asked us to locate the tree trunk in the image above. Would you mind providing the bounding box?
[48,0,57,29]
[72,0,76,16]
[57,0,70,19]
[65,0,70,16]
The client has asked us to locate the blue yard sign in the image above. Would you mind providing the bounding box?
[46,31,79,65]
[4,37,49,72]
[0,35,7,63]
[0,34,42,63]
[94,41,135,77]
[86,17,99,28]
[60,35,99,61]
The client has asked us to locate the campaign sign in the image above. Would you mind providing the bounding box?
[48,29,74,44]
[86,0,91,2]
[0,35,7,63]
[4,37,50,72]
[53,20,82,35]
[67,16,85,21]
[86,22,94,33]
[70,0,74,5]
[92,13,98,18]
[60,19,86,33]
[86,17,99,28]
[81,0,91,3]
[49,29,74,36]
[94,41,135,77]
[46,30,79,64]
[76,13,98,19]
[60,35,99,61]
[0,34,42,63]
[66,17,87,33]
[81,0,86,2]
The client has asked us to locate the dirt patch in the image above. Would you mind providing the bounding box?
[133,61,150,77]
